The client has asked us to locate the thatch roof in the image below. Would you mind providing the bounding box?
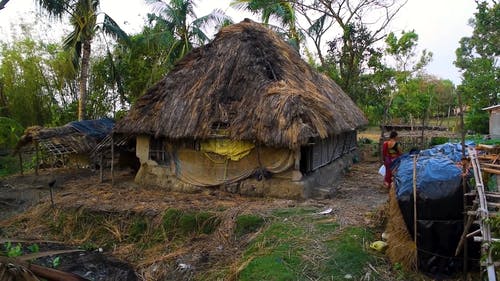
[15,118,114,155]
[115,19,367,149]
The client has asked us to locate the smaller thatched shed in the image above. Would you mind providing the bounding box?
[115,19,367,198]
[15,118,114,169]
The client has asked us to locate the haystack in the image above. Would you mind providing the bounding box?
[385,184,417,271]
[115,19,368,198]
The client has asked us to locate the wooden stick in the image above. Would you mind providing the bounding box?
[18,152,23,176]
[35,142,39,176]
[111,133,114,187]
[412,154,418,271]
[49,185,54,209]
[455,214,475,256]
[482,168,500,175]
[18,249,85,261]
[457,90,468,279]
[99,153,103,183]
[0,256,89,281]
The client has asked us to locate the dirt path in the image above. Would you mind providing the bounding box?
[330,161,388,226]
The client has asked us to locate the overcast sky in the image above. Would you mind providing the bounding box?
[0,0,476,85]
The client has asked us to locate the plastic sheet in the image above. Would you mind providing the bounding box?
[200,139,255,161]
[394,154,462,202]
[68,118,114,139]
[393,143,479,277]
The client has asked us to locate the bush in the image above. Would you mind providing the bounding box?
[430,137,449,146]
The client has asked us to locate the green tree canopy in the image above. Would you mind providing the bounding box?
[36,0,129,120]
[455,0,499,133]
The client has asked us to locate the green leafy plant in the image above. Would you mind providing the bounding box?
[27,243,40,253]
[52,256,61,268]
[3,242,23,257]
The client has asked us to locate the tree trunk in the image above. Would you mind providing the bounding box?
[0,81,9,116]
[78,40,92,121]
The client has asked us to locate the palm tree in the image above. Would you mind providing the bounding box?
[36,0,128,120]
[147,0,232,62]
[0,0,10,10]
[230,0,301,49]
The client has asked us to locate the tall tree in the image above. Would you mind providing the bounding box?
[36,0,128,120]
[230,0,301,49]
[0,38,56,126]
[455,0,499,133]
[147,0,232,62]
[295,0,407,65]
[111,14,178,104]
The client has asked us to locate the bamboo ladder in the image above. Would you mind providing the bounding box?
[465,146,498,280]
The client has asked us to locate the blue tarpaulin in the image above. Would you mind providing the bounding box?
[394,141,476,200]
[392,142,479,276]
[394,154,462,201]
[68,118,114,140]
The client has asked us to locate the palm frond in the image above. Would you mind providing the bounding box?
[192,9,232,31]
[146,0,173,18]
[308,14,328,37]
[62,29,82,70]
[100,14,130,44]
[105,50,128,104]
[37,0,67,18]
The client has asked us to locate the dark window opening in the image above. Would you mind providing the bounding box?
[299,131,357,174]
[149,137,169,165]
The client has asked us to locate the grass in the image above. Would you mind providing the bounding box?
[237,207,376,281]
[323,227,375,280]
[239,222,306,281]
[6,204,392,280]
[161,208,220,237]
[235,214,265,238]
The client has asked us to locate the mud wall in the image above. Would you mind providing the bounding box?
[134,134,357,199]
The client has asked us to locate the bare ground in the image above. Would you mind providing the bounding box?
[0,159,392,280]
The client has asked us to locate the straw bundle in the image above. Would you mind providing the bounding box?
[385,184,417,271]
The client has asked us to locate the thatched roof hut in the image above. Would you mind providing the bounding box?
[115,19,367,148]
[15,118,114,155]
[114,19,368,198]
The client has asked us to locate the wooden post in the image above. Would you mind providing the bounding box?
[34,142,39,176]
[99,153,103,183]
[111,133,114,187]
[292,149,302,181]
[18,153,23,176]
[457,90,468,279]
[412,154,418,272]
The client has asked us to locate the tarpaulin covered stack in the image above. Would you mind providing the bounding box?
[388,143,479,277]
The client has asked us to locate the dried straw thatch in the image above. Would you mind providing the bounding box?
[115,19,367,149]
[385,185,417,271]
[14,119,114,155]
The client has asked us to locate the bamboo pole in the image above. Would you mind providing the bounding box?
[457,89,468,279]
[18,152,23,176]
[34,141,39,176]
[111,133,114,187]
[412,154,418,271]
[99,153,103,183]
